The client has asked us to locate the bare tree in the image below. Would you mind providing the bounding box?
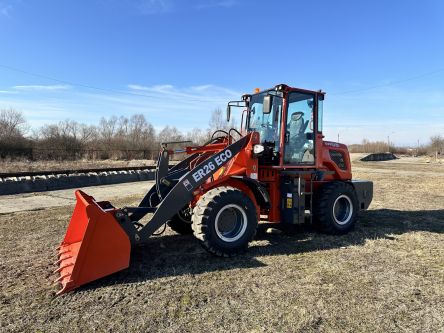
[128,114,155,149]
[208,108,225,132]
[99,116,118,144]
[429,135,444,159]
[157,126,184,143]
[36,120,84,160]
[0,108,30,159]
[0,108,27,140]
[186,127,208,145]
[208,107,237,133]
[79,124,97,144]
[117,116,129,138]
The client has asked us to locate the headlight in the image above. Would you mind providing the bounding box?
[253,144,265,155]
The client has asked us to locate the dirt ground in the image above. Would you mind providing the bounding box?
[0,157,443,332]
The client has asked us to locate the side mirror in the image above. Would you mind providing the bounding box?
[226,100,247,122]
[263,95,272,114]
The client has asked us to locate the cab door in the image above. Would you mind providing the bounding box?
[283,91,315,165]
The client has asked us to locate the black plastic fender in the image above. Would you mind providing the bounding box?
[231,176,271,209]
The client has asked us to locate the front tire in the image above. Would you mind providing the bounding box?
[313,181,358,234]
[192,186,258,257]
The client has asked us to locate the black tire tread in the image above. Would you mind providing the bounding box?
[313,181,357,235]
[192,186,257,257]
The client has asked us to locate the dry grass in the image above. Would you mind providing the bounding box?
[0,159,443,332]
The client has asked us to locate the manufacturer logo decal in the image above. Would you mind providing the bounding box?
[182,179,193,191]
[325,141,340,148]
[192,149,233,182]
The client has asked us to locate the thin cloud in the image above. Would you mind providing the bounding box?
[127,83,240,103]
[0,3,12,17]
[134,0,236,14]
[196,0,237,10]
[13,84,71,91]
[0,83,243,131]
[137,0,172,15]
[128,84,174,92]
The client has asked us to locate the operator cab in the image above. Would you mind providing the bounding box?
[228,84,324,166]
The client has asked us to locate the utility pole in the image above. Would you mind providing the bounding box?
[387,132,395,153]
[337,133,340,143]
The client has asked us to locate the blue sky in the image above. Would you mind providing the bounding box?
[0,0,443,145]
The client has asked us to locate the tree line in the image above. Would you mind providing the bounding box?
[0,108,234,160]
[0,108,442,160]
[348,137,444,157]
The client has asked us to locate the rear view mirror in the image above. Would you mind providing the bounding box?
[226,100,247,122]
[263,95,272,114]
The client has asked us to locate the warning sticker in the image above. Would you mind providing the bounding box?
[182,179,193,191]
[286,198,292,209]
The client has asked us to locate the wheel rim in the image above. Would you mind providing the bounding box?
[214,204,247,242]
[332,194,353,225]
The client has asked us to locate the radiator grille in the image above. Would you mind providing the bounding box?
[329,150,347,170]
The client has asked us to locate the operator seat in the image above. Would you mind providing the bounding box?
[256,117,274,143]
[285,111,309,163]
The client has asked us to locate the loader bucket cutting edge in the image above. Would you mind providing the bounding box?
[55,190,131,295]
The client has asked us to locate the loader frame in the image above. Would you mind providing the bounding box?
[55,83,373,295]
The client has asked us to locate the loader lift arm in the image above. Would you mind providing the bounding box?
[55,133,252,294]
[113,134,251,244]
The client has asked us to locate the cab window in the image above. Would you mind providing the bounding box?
[284,92,315,164]
[248,93,282,151]
[318,95,324,133]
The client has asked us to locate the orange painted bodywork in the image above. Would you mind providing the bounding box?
[55,190,131,295]
[186,131,353,223]
[190,132,261,212]
[54,84,355,295]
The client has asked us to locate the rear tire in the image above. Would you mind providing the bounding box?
[168,208,193,235]
[192,186,257,257]
[313,181,358,234]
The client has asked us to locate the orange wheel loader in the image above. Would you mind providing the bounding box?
[55,84,373,294]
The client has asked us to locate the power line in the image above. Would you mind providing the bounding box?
[0,64,128,94]
[2,63,443,99]
[330,68,444,95]
[0,64,230,103]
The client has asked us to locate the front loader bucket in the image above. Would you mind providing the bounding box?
[55,190,131,295]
